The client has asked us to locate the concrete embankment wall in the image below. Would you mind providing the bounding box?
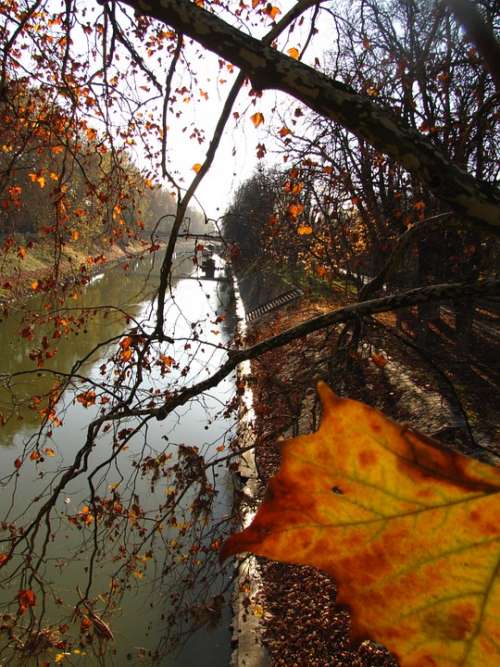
[230,273,270,667]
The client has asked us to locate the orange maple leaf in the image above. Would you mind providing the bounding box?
[287,47,300,60]
[222,382,500,667]
[250,112,265,128]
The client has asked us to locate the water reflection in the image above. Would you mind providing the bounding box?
[0,250,237,665]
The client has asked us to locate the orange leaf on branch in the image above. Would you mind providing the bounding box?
[250,112,265,128]
[263,4,281,20]
[76,390,96,408]
[17,589,36,615]
[297,225,312,235]
[287,202,304,219]
[371,352,388,368]
[222,382,500,667]
[28,173,46,188]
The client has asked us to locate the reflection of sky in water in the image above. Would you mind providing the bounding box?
[0,255,236,666]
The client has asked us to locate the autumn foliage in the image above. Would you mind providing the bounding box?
[0,0,498,663]
[222,382,500,667]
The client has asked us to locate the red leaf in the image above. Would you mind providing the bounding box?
[18,589,36,614]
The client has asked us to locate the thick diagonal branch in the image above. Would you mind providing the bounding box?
[148,279,500,420]
[120,0,500,230]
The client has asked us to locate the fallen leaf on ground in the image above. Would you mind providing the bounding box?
[222,381,500,667]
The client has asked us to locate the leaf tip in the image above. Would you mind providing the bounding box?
[316,380,339,405]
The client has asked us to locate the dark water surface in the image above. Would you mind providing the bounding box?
[0,250,236,665]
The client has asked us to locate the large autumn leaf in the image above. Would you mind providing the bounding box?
[222,382,500,667]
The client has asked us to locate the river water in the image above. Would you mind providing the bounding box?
[0,248,237,665]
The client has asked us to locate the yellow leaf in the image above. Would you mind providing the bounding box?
[250,112,265,128]
[192,163,202,173]
[222,382,500,667]
[44,447,56,457]
[253,603,264,617]
[287,47,300,60]
[28,173,45,188]
[297,225,313,235]
[71,230,80,241]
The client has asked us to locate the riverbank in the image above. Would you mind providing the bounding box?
[236,281,498,665]
[0,236,161,305]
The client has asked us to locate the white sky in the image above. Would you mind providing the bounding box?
[126,1,333,220]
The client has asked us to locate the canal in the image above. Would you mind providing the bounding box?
[0,248,237,665]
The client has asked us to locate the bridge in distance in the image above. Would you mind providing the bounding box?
[155,232,227,244]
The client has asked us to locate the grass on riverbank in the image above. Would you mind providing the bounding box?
[0,236,152,303]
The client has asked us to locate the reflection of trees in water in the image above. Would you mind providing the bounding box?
[0,255,238,665]
[0,259,193,438]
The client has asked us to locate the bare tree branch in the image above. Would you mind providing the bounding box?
[444,0,500,93]
[150,278,500,420]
